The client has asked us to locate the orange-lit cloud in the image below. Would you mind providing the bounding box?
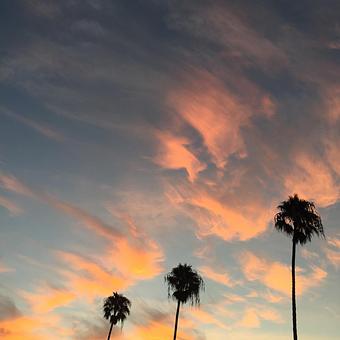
[0,316,43,340]
[154,130,205,181]
[284,152,339,207]
[57,251,131,300]
[238,307,283,328]
[240,251,327,296]
[199,266,234,286]
[0,261,12,273]
[131,320,194,340]
[190,308,227,329]
[22,285,76,314]
[108,238,163,280]
[166,183,272,241]
[0,172,164,283]
[169,77,248,168]
[168,71,275,168]
[0,313,68,340]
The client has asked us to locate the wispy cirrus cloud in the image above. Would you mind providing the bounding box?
[166,181,274,241]
[21,285,75,314]
[1,108,65,142]
[0,171,164,294]
[199,266,234,287]
[154,130,206,182]
[284,151,339,207]
[167,70,275,169]
[0,195,22,215]
[239,251,327,296]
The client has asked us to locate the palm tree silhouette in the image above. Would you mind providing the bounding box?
[103,291,131,340]
[165,263,205,340]
[274,194,324,340]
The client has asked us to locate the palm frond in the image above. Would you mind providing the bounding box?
[274,194,324,245]
[165,263,205,306]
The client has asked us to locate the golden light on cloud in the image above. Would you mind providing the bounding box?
[132,321,194,340]
[169,72,249,168]
[57,252,130,300]
[240,252,327,296]
[154,131,205,181]
[284,152,339,207]
[22,286,75,314]
[199,266,234,286]
[108,238,164,279]
[0,316,43,340]
[167,184,271,241]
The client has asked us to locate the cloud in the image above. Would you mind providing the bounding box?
[284,151,339,207]
[154,130,206,181]
[199,266,234,287]
[190,308,227,329]
[239,251,327,296]
[167,2,286,68]
[238,307,283,328]
[168,70,275,169]
[324,86,340,122]
[57,251,131,301]
[21,285,76,314]
[0,261,13,273]
[166,182,273,241]
[0,171,164,294]
[0,296,21,321]
[0,171,123,239]
[131,320,194,340]
[26,0,61,18]
[325,235,340,270]
[107,238,163,280]
[1,108,65,142]
[0,316,43,340]
[0,195,22,215]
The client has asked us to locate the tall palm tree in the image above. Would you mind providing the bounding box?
[165,263,205,340]
[103,291,131,340]
[274,194,324,340]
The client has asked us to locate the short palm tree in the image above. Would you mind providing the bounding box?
[103,292,131,340]
[165,263,205,340]
[274,194,324,340]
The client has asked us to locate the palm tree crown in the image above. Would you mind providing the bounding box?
[274,194,324,245]
[103,292,131,327]
[165,263,205,305]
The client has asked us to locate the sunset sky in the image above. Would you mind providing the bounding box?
[0,1,340,339]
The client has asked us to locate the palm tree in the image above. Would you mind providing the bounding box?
[103,291,131,340]
[165,263,205,340]
[274,194,324,340]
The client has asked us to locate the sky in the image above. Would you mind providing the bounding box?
[0,0,339,339]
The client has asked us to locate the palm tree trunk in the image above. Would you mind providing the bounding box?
[107,322,114,340]
[173,300,181,340]
[292,240,298,340]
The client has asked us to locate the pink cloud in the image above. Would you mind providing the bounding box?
[154,130,205,181]
[168,70,275,168]
[284,152,339,207]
